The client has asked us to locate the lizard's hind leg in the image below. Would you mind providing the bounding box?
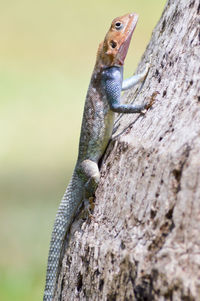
[80,159,100,196]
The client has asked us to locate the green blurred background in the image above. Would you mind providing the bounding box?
[0,1,166,300]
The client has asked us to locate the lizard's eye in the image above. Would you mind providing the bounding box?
[110,40,117,48]
[115,21,123,30]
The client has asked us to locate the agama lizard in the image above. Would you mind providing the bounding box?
[43,13,154,300]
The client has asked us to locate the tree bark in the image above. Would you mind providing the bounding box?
[56,0,200,300]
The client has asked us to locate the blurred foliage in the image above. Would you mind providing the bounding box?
[0,0,166,300]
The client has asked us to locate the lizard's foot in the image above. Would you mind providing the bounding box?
[82,197,96,221]
[145,91,160,110]
[89,196,95,213]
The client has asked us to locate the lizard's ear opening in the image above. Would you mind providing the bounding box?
[110,40,117,49]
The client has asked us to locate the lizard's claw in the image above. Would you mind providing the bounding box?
[146,91,160,110]
[89,196,95,212]
[141,62,151,81]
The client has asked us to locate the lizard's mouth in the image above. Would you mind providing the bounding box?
[117,13,138,65]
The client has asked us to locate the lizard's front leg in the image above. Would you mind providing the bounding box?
[102,65,153,114]
[122,63,150,91]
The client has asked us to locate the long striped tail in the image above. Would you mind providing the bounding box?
[43,171,83,301]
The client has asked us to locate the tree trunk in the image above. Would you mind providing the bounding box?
[56,0,200,299]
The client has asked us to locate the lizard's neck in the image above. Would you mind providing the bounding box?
[94,42,123,71]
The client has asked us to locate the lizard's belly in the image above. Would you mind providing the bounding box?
[87,106,114,161]
[78,82,116,163]
[78,100,115,163]
[98,108,114,154]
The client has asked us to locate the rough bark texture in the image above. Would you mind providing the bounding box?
[56,0,200,300]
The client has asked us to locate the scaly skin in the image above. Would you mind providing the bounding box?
[43,13,154,300]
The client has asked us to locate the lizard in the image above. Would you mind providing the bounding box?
[43,12,154,301]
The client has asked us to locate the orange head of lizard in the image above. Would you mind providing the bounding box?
[96,13,138,68]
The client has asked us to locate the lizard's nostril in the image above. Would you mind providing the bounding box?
[129,13,137,18]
